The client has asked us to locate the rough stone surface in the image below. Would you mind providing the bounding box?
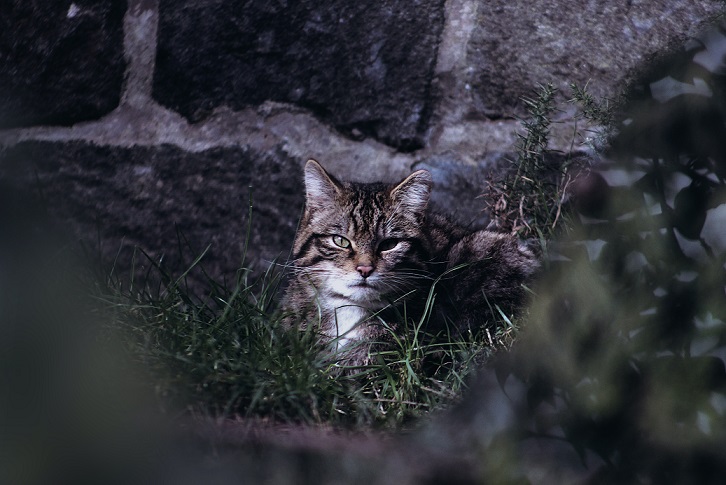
[414,153,505,229]
[465,0,724,119]
[0,0,126,128]
[153,0,446,150]
[0,142,304,285]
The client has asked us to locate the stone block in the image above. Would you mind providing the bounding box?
[466,0,723,118]
[0,0,126,128]
[153,0,446,150]
[0,142,304,287]
[414,154,499,229]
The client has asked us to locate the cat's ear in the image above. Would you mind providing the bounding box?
[390,169,432,214]
[304,159,341,205]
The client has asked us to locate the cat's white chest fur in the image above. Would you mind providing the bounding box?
[329,301,369,348]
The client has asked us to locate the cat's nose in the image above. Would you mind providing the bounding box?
[356,264,375,279]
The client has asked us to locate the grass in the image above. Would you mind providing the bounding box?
[90,244,512,429]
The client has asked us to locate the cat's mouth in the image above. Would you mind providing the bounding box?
[345,280,383,301]
[351,279,383,291]
[350,283,376,294]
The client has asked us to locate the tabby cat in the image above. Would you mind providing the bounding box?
[282,159,537,365]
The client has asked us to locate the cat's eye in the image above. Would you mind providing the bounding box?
[378,238,400,252]
[331,235,351,249]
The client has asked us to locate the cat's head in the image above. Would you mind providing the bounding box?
[292,159,433,307]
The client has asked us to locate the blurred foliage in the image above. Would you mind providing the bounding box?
[467,27,726,483]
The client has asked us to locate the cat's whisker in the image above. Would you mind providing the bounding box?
[377,283,415,296]
[378,278,421,290]
[384,272,434,282]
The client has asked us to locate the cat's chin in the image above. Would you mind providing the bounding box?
[348,285,383,302]
[324,281,385,307]
[347,288,382,303]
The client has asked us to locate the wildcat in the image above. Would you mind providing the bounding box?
[282,159,538,365]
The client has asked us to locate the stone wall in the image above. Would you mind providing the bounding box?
[0,0,723,282]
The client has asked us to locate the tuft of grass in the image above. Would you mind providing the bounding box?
[569,81,614,150]
[483,82,614,252]
[91,245,507,429]
[483,83,572,244]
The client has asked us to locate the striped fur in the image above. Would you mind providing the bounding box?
[282,159,538,365]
